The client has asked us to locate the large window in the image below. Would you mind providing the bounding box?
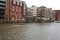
[16,6,18,12]
[0,3,6,6]
[13,0,17,4]
[0,9,5,18]
[13,0,16,4]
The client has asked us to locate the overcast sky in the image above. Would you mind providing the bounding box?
[22,0,60,10]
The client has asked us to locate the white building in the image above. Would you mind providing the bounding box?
[30,5,38,16]
[27,7,33,22]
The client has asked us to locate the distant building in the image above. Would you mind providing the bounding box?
[37,6,55,22]
[0,0,6,22]
[49,8,56,21]
[55,10,60,22]
[27,7,33,22]
[27,7,33,17]
[30,5,38,21]
[30,5,37,16]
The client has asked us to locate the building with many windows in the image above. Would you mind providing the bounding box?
[5,0,23,22]
[30,5,37,16]
[27,7,33,22]
[55,10,60,22]
[37,6,55,22]
[0,0,6,22]
[5,0,27,22]
[30,5,38,22]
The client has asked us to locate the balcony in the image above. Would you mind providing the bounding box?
[0,3,6,6]
[0,6,5,9]
[0,0,6,3]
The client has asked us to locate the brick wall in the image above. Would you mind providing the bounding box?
[55,10,60,21]
[5,0,23,22]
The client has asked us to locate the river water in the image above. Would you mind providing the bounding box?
[0,23,60,40]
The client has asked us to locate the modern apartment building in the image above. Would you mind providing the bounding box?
[0,0,6,22]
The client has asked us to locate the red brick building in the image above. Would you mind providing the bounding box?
[5,0,27,22]
[55,10,60,21]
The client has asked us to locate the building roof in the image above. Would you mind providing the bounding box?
[38,6,47,8]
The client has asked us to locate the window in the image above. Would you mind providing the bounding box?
[19,18,21,20]
[20,2,22,6]
[16,6,18,12]
[16,16,18,20]
[12,6,14,12]
[19,9,21,12]
[17,1,19,5]
[19,16,21,20]
[12,18,14,20]
[11,13,14,16]
[0,3,6,6]
[13,0,16,4]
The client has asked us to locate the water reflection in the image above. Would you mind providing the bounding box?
[0,23,60,40]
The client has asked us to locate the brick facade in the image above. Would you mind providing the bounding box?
[55,10,60,21]
[5,0,23,22]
